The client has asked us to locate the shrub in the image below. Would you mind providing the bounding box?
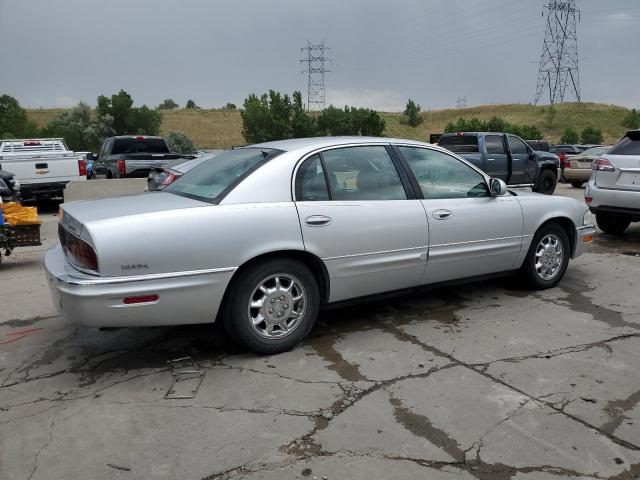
[560,126,579,144]
[580,127,603,145]
[223,103,237,111]
[157,99,179,110]
[401,99,423,127]
[622,108,640,129]
[43,102,115,152]
[185,99,199,109]
[165,131,195,153]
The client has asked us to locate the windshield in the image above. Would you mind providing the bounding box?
[165,148,281,202]
[438,135,479,153]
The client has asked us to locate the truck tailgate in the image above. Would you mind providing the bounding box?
[0,153,84,184]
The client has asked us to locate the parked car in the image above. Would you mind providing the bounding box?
[550,144,582,181]
[525,140,551,152]
[564,146,611,188]
[147,155,214,191]
[0,138,85,201]
[438,132,560,194]
[46,137,594,354]
[0,170,20,202]
[91,136,191,179]
[586,130,640,234]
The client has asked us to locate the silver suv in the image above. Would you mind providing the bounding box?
[586,130,640,234]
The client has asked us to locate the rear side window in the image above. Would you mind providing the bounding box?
[608,132,640,155]
[438,135,479,153]
[321,146,407,201]
[295,154,329,201]
[112,137,170,154]
[485,135,506,155]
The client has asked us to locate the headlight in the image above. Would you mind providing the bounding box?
[582,210,593,226]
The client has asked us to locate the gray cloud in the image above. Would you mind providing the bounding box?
[0,0,638,110]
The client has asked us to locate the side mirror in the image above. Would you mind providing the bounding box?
[490,178,508,197]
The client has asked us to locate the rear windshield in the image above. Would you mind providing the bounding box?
[165,148,281,203]
[438,135,479,153]
[608,132,640,155]
[112,137,169,154]
[579,146,608,157]
[550,145,578,154]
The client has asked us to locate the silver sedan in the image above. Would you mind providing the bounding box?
[45,137,595,354]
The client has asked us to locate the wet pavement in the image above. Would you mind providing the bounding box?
[1,186,640,479]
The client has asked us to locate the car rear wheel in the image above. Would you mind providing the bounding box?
[570,180,584,188]
[533,170,557,195]
[596,214,630,235]
[518,223,570,290]
[223,258,320,354]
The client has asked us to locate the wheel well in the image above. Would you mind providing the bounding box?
[540,217,576,256]
[540,164,558,176]
[217,250,330,321]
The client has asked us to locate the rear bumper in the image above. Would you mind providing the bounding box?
[564,168,591,182]
[586,179,640,218]
[574,225,595,258]
[44,245,235,327]
[20,181,68,199]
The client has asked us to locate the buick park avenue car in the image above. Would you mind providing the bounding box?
[46,137,595,354]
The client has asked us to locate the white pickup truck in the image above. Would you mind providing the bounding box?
[0,139,86,201]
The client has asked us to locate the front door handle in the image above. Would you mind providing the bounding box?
[487,158,496,162]
[305,215,332,227]
[432,209,452,220]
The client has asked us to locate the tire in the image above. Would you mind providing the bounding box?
[518,223,570,290]
[533,170,557,195]
[596,214,630,235]
[223,258,321,354]
[570,180,584,188]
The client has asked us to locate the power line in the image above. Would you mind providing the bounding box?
[534,0,581,105]
[300,41,331,111]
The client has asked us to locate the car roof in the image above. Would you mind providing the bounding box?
[251,136,429,153]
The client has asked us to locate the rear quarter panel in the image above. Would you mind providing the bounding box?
[84,202,305,277]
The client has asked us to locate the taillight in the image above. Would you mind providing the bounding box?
[558,152,566,161]
[585,196,593,204]
[565,161,571,169]
[61,229,98,273]
[592,158,614,171]
[117,159,126,175]
[78,159,86,176]
[160,172,181,186]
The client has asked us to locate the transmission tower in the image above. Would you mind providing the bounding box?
[534,0,581,105]
[456,97,467,108]
[300,41,331,110]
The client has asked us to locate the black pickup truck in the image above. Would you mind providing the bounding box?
[438,132,560,195]
[90,136,190,179]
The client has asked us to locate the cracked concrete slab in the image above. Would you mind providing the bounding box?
[2,199,640,479]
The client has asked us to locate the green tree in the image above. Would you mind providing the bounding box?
[560,126,579,144]
[97,90,161,135]
[401,99,423,127]
[0,94,38,138]
[165,131,195,153]
[42,102,115,152]
[622,108,640,129]
[157,99,179,110]
[486,116,507,132]
[223,103,237,111]
[581,127,603,144]
[291,91,316,138]
[241,90,293,143]
[185,99,199,109]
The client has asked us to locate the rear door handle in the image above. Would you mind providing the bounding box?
[487,158,496,162]
[305,215,332,227]
[432,209,452,220]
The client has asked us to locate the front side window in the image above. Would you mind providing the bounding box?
[321,146,407,200]
[486,135,506,155]
[166,147,281,202]
[508,136,529,155]
[398,147,489,199]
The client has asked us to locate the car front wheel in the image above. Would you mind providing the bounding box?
[518,223,570,289]
[533,170,557,195]
[596,214,630,235]
[223,258,320,354]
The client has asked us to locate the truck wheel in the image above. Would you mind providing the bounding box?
[596,214,630,235]
[223,258,321,354]
[518,223,570,290]
[533,170,557,195]
[570,180,584,188]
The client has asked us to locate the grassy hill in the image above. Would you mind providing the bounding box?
[27,102,631,149]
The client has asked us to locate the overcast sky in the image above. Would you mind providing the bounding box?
[0,0,638,111]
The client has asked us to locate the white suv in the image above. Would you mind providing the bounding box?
[586,130,640,234]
